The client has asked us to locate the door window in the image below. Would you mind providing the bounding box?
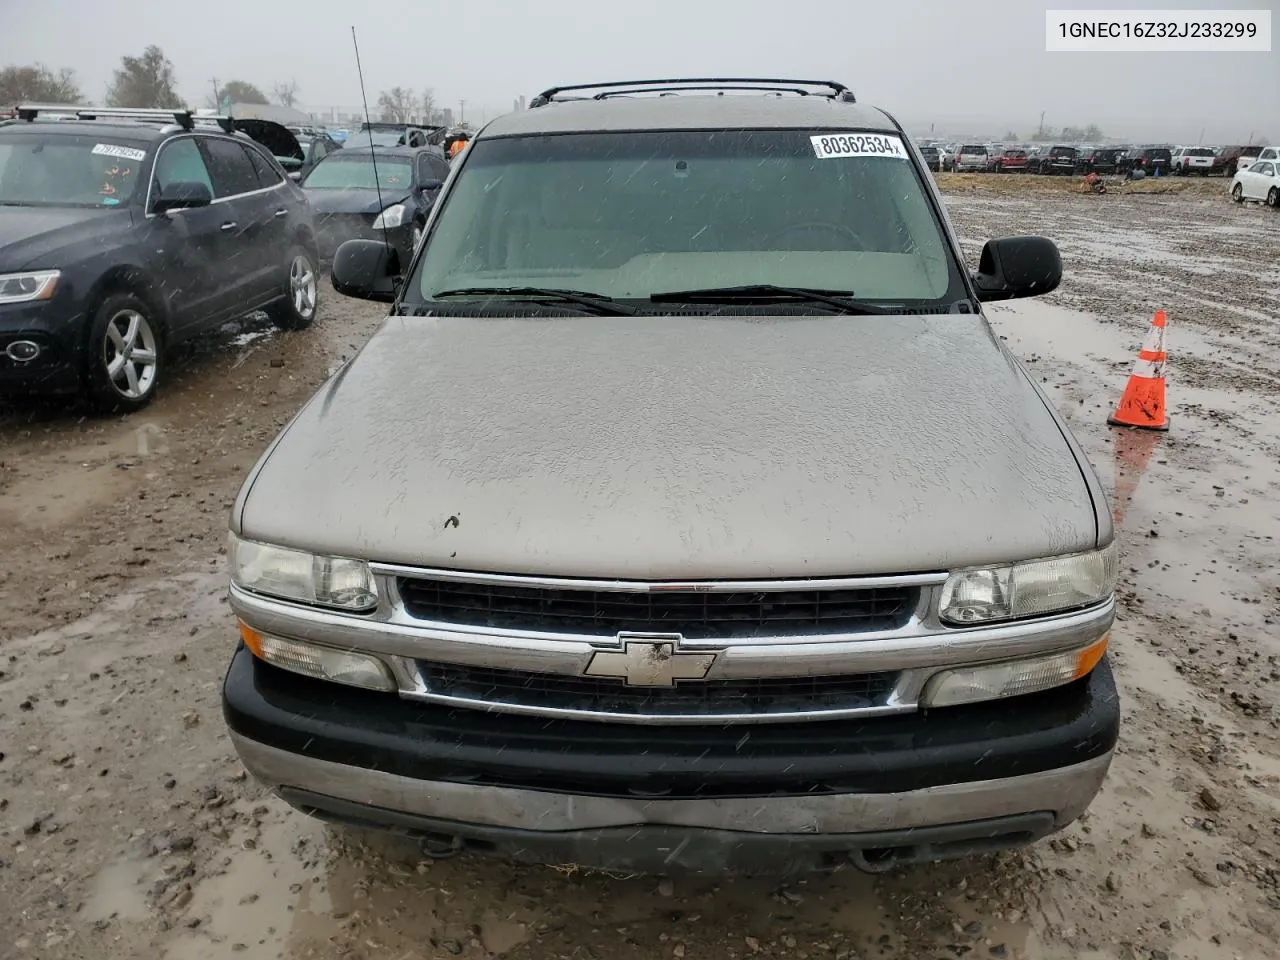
[243,145,284,187]
[153,138,214,197]
[200,137,263,198]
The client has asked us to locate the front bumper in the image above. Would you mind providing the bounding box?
[224,647,1120,873]
[0,301,84,395]
[315,217,413,265]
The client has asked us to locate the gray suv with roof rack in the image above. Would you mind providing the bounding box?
[0,106,319,412]
[222,77,1120,875]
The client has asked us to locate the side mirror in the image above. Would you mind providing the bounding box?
[153,180,212,214]
[417,178,443,191]
[288,170,302,182]
[331,239,401,303]
[972,236,1062,302]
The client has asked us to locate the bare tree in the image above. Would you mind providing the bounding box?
[273,79,300,108]
[376,86,417,123]
[419,88,436,124]
[106,46,181,109]
[0,64,82,105]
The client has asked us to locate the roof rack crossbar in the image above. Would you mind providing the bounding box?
[14,104,236,133]
[529,77,855,107]
[593,85,820,99]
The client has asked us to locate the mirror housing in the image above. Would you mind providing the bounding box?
[288,170,302,182]
[972,236,1062,302]
[153,180,213,214]
[418,178,443,191]
[331,239,401,303]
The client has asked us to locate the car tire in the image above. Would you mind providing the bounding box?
[1231,183,1244,203]
[1268,187,1279,208]
[269,246,319,331]
[85,292,163,414]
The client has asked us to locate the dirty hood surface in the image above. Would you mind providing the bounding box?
[237,313,1099,579]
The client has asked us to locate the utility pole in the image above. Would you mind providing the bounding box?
[459,99,466,124]
[212,77,220,108]
[1038,111,1045,139]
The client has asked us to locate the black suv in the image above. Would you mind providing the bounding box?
[0,107,319,412]
[302,144,450,264]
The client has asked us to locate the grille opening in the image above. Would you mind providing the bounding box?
[417,660,898,717]
[398,578,917,638]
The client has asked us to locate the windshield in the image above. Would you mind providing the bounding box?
[302,155,413,190]
[410,129,964,307]
[0,133,147,207]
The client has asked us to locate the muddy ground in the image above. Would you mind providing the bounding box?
[2,175,1278,960]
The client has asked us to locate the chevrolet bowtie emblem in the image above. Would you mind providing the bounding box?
[584,633,716,687]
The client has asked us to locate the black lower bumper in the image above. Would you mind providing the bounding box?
[223,646,1119,798]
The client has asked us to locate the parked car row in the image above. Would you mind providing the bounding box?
[0,105,459,412]
[924,138,1272,178]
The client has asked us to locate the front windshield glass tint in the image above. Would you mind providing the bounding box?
[412,130,962,304]
[0,134,147,207]
[303,156,413,190]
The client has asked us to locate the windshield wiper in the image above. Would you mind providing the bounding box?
[650,284,887,315]
[430,286,636,316]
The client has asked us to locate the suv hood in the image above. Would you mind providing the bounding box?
[236,314,1099,579]
[0,205,132,271]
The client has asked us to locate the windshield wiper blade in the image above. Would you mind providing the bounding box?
[431,286,636,316]
[650,284,887,315]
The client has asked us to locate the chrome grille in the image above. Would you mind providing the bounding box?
[397,578,916,639]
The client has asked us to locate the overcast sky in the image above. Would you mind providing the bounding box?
[2,0,1276,141]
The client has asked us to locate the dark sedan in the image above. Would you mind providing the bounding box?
[303,146,451,265]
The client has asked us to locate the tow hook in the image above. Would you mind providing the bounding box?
[418,832,464,859]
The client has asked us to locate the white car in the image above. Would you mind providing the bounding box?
[1231,159,1280,207]
[1172,146,1215,175]
[1235,146,1268,172]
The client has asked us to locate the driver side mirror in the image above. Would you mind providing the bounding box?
[331,239,402,303]
[153,180,212,214]
[417,178,443,192]
[972,236,1062,302]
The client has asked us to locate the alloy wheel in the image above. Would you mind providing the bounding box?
[290,254,317,320]
[103,309,158,400]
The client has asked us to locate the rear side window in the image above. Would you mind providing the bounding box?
[154,138,214,196]
[200,137,262,198]
[243,145,284,187]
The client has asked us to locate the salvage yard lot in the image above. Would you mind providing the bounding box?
[2,177,1278,960]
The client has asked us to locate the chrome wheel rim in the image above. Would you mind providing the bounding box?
[103,309,158,399]
[290,255,317,319]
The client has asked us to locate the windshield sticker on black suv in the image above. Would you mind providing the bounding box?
[92,143,147,163]
[810,134,907,160]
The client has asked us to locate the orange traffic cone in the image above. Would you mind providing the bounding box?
[1108,310,1169,431]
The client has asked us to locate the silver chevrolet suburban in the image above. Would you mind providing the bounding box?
[222,78,1120,875]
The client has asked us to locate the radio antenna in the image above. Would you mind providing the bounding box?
[351,26,390,252]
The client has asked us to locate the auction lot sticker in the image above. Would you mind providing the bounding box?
[811,134,907,160]
[92,143,147,162]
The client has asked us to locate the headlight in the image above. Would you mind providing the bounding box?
[0,270,60,304]
[939,543,1117,625]
[238,622,395,692]
[370,203,406,229]
[922,634,1109,708]
[229,534,377,612]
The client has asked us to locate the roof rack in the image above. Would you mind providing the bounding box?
[14,104,236,133]
[529,78,856,107]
